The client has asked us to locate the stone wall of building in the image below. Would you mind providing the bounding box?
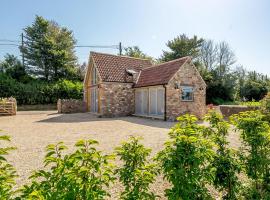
[99,82,134,117]
[166,61,206,121]
[57,99,87,113]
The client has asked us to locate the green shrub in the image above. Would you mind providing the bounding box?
[260,92,270,122]
[157,114,215,199]
[238,100,261,107]
[0,132,17,200]
[205,111,242,199]
[0,73,83,105]
[230,111,270,199]
[19,140,115,200]
[115,136,158,200]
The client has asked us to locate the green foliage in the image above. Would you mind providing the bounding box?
[0,54,28,82]
[21,15,78,81]
[260,92,270,122]
[123,46,154,62]
[157,114,215,200]
[205,111,242,199]
[238,100,261,107]
[0,131,17,200]
[20,139,115,200]
[161,34,204,62]
[230,111,270,199]
[239,71,268,101]
[115,136,157,200]
[0,74,83,105]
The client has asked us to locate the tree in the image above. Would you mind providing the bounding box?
[123,46,154,62]
[160,34,204,62]
[0,54,27,81]
[200,40,217,70]
[77,62,87,81]
[239,71,268,101]
[21,15,78,81]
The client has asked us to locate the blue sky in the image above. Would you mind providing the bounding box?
[0,0,269,74]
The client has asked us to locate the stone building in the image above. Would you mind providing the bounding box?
[84,52,206,120]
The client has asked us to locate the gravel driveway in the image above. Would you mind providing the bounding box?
[0,111,241,199]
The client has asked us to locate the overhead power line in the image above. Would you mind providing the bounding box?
[0,39,20,43]
[0,43,20,47]
[0,36,124,60]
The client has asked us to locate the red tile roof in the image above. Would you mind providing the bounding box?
[91,52,152,82]
[135,57,190,88]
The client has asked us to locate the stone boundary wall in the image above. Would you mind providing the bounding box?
[219,105,259,118]
[57,99,87,114]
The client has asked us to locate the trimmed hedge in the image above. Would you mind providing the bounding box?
[0,74,83,105]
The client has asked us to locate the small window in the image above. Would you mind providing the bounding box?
[91,67,98,85]
[181,86,194,101]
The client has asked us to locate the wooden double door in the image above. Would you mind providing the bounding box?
[135,87,165,117]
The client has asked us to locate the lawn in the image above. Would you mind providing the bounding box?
[0,111,241,199]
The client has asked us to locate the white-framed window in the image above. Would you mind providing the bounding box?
[91,66,98,85]
[181,86,194,101]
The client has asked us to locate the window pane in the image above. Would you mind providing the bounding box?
[181,86,194,101]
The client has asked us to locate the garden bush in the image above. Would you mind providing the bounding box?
[2,112,270,199]
[0,73,83,105]
[260,92,270,122]
[205,111,242,199]
[0,131,16,200]
[115,136,158,200]
[230,111,270,199]
[19,140,115,199]
[157,114,216,199]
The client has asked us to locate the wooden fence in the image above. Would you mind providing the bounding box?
[0,98,17,116]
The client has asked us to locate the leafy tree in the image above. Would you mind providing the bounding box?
[157,114,215,199]
[21,15,78,81]
[160,34,204,61]
[115,136,157,200]
[0,54,27,82]
[239,71,268,101]
[123,46,154,62]
[0,132,17,200]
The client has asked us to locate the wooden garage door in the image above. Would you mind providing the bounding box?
[149,87,164,116]
[135,89,148,115]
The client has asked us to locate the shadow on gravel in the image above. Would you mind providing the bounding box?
[36,112,175,129]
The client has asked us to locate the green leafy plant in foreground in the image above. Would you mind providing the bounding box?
[19,140,115,200]
[230,111,270,199]
[157,114,215,200]
[205,111,242,200]
[0,132,17,200]
[115,136,158,200]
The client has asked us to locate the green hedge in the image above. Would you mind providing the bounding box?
[0,74,83,105]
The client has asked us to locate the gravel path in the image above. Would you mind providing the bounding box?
[0,111,241,199]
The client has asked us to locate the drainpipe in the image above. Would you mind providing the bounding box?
[163,84,167,121]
